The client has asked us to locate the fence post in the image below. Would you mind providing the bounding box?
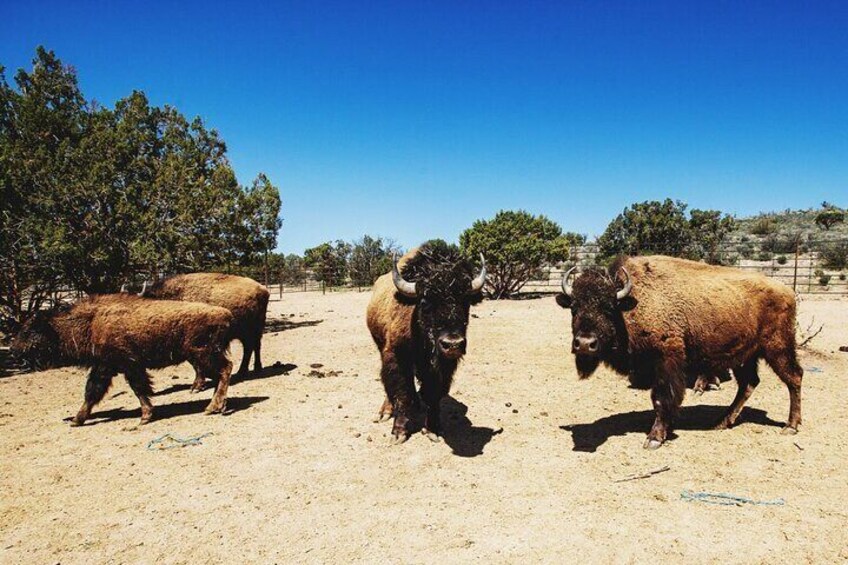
[278,270,283,300]
[807,247,813,293]
[322,280,326,295]
[792,242,799,292]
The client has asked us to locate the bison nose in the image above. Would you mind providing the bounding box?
[438,335,466,351]
[573,335,599,355]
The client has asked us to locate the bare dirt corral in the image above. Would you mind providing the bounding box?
[2,291,847,563]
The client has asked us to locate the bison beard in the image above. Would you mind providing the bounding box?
[575,354,600,379]
[558,255,803,450]
[366,242,485,444]
[11,294,234,426]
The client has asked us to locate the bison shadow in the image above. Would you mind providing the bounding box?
[440,396,502,458]
[65,395,269,426]
[560,404,785,452]
[264,318,323,334]
[154,363,297,397]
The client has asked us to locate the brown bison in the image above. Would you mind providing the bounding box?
[556,255,803,449]
[11,294,234,425]
[366,242,486,444]
[140,273,270,383]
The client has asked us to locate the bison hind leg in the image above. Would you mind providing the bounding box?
[252,333,263,373]
[204,354,233,415]
[764,349,803,433]
[373,396,394,423]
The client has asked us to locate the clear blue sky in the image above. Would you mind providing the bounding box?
[3,1,847,253]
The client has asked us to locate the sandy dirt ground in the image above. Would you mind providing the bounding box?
[1,290,847,564]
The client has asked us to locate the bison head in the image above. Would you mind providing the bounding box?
[393,243,485,361]
[11,311,63,371]
[555,264,633,378]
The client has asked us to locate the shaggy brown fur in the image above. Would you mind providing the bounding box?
[11,294,234,425]
[557,255,803,449]
[366,242,483,443]
[142,273,270,382]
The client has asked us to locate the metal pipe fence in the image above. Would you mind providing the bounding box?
[223,238,847,298]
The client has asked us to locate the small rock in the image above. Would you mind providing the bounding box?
[505,402,512,408]
[354,432,362,438]
[512,409,518,414]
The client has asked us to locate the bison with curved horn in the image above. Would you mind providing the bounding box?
[366,241,486,444]
[556,255,803,449]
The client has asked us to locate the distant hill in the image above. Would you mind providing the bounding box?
[730,206,847,242]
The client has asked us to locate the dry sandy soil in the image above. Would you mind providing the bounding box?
[1,290,847,563]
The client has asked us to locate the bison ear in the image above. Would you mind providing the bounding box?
[617,296,637,312]
[555,293,571,309]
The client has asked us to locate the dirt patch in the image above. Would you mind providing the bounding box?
[1,292,847,562]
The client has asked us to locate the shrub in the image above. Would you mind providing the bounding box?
[819,241,848,270]
[776,255,787,265]
[750,217,777,235]
[460,210,584,298]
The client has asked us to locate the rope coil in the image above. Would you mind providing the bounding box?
[147,432,213,451]
[681,490,785,506]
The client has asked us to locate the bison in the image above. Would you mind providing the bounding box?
[139,273,270,384]
[366,242,486,444]
[11,294,234,425]
[556,255,803,449]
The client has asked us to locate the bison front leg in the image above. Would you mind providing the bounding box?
[125,367,155,424]
[71,365,116,426]
[645,358,686,450]
[190,366,208,393]
[418,366,453,442]
[380,349,417,444]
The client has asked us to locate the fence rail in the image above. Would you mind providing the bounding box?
[218,239,847,298]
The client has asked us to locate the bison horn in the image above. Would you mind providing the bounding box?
[469,253,486,294]
[561,266,578,297]
[137,281,148,297]
[392,255,418,298]
[120,284,127,293]
[615,267,632,300]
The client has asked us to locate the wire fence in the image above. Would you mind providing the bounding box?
[226,238,848,299]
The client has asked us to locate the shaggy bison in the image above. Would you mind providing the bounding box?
[366,242,486,443]
[140,273,270,382]
[11,294,233,425]
[556,255,803,449]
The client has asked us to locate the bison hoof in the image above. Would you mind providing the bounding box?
[643,438,664,450]
[205,402,226,415]
[373,412,392,424]
[390,432,410,445]
[713,419,731,430]
[422,428,442,443]
[69,418,84,427]
[781,426,799,435]
[140,416,153,425]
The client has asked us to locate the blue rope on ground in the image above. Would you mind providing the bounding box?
[681,490,785,506]
[147,432,213,451]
